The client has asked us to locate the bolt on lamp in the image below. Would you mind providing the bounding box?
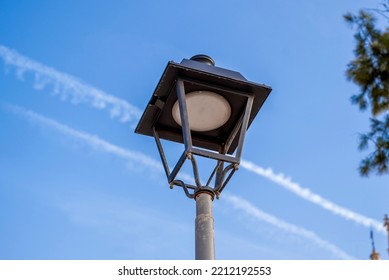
[135,55,271,259]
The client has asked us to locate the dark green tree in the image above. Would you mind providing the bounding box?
[345,2,389,176]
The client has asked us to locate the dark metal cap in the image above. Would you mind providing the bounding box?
[190,54,215,66]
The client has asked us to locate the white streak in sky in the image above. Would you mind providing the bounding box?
[8,105,161,171]
[224,194,355,260]
[0,44,142,123]
[8,105,353,259]
[8,104,193,184]
[240,160,385,234]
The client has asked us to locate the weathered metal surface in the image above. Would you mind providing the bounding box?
[195,191,215,260]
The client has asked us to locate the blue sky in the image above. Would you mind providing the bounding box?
[1,0,389,260]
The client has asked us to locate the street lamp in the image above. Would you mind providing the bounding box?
[135,55,271,259]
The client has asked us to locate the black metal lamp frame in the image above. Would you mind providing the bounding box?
[152,78,254,199]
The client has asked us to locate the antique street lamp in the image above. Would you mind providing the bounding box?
[135,55,271,259]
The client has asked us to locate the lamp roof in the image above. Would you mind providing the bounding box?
[135,57,271,154]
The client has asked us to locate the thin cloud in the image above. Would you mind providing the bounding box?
[57,189,192,258]
[0,44,142,123]
[240,160,385,234]
[7,104,194,184]
[224,194,355,260]
[7,104,161,171]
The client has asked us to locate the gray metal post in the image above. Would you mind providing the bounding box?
[195,191,215,260]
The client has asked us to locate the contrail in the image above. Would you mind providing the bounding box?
[7,104,160,171]
[240,160,385,234]
[0,44,142,123]
[1,44,383,234]
[6,104,353,259]
[224,194,355,260]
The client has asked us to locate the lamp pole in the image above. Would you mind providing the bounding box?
[195,190,215,260]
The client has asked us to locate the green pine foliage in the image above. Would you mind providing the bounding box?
[345,3,389,176]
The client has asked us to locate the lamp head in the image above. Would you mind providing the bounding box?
[135,55,271,154]
[135,55,272,198]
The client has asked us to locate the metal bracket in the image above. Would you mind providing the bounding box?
[152,78,254,199]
